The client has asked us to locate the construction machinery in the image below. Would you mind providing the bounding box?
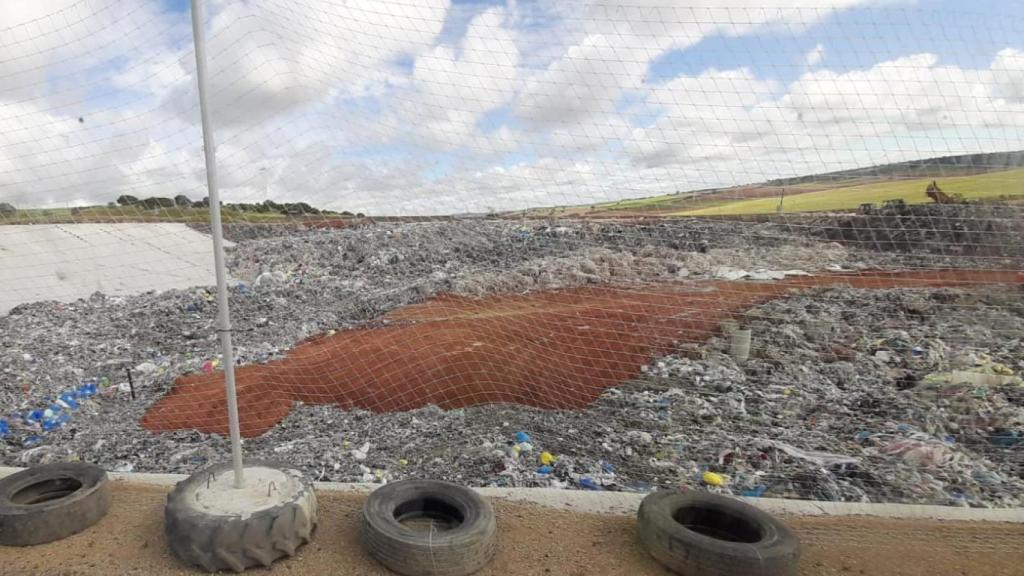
[925,180,961,204]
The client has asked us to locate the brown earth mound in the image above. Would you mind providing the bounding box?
[142,269,1023,437]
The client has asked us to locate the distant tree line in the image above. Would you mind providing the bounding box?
[114,195,350,216]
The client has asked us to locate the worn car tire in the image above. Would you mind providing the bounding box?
[637,490,800,576]
[362,479,497,576]
[0,462,111,546]
[164,460,317,573]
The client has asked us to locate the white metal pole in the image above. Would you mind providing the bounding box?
[189,0,244,488]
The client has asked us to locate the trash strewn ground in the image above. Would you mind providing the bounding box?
[1,218,1022,507]
[141,270,1020,438]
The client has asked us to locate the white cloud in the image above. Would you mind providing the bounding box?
[162,0,450,126]
[624,50,1024,187]
[2,0,1022,217]
[401,6,522,150]
[514,0,877,129]
[805,43,826,67]
[990,48,1024,102]
[626,68,780,167]
[0,0,201,208]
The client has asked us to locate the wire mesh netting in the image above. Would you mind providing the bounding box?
[2,0,1023,519]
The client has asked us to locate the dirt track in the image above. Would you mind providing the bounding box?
[142,269,1023,437]
[1,482,1021,576]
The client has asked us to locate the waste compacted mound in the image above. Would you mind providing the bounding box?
[142,269,1022,437]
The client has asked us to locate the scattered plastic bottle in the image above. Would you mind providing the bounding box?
[0,420,8,438]
[25,409,45,424]
[58,391,80,410]
[42,405,70,428]
[515,431,531,443]
[80,381,99,396]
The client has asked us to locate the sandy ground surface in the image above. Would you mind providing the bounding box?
[1,482,1022,576]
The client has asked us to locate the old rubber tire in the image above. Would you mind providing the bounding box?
[164,460,317,573]
[637,490,800,576]
[362,479,497,576]
[0,462,111,546]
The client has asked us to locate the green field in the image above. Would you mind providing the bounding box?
[675,169,1024,216]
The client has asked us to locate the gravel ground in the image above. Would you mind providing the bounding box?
[1,218,1021,507]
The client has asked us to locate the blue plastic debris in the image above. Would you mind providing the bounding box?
[58,391,80,410]
[578,477,603,491]
[537,465,553,475]
[22,435,42,448]
[42,409,69,431]
[989,430,1020,448]
[741,485,767,497]
[0,420,8,438]
[25,409,44,424]
[855,431,872,442]
[78,382,98,397]
[599,461,615,473]
[515,431,531,443]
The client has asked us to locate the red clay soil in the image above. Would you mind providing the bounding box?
[141,269,1023,437]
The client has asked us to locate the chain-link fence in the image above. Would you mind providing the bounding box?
[2,0,1023,523]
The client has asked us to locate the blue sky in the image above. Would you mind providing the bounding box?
[650,0,1020,83]
[2,0,1023,214]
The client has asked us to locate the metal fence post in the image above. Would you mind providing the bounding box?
[189,0,244,488]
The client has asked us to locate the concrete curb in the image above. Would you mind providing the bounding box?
[3,466,1022,522]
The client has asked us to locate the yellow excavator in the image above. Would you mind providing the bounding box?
[925,180,962,204]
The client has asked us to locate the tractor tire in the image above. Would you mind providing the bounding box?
[0,462,111,546]
[637,490,800,576]
[362,479,497,576]
[164,460,317,573]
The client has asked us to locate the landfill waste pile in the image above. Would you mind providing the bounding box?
[801,203,1024,258]
[1,219,1021,507]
